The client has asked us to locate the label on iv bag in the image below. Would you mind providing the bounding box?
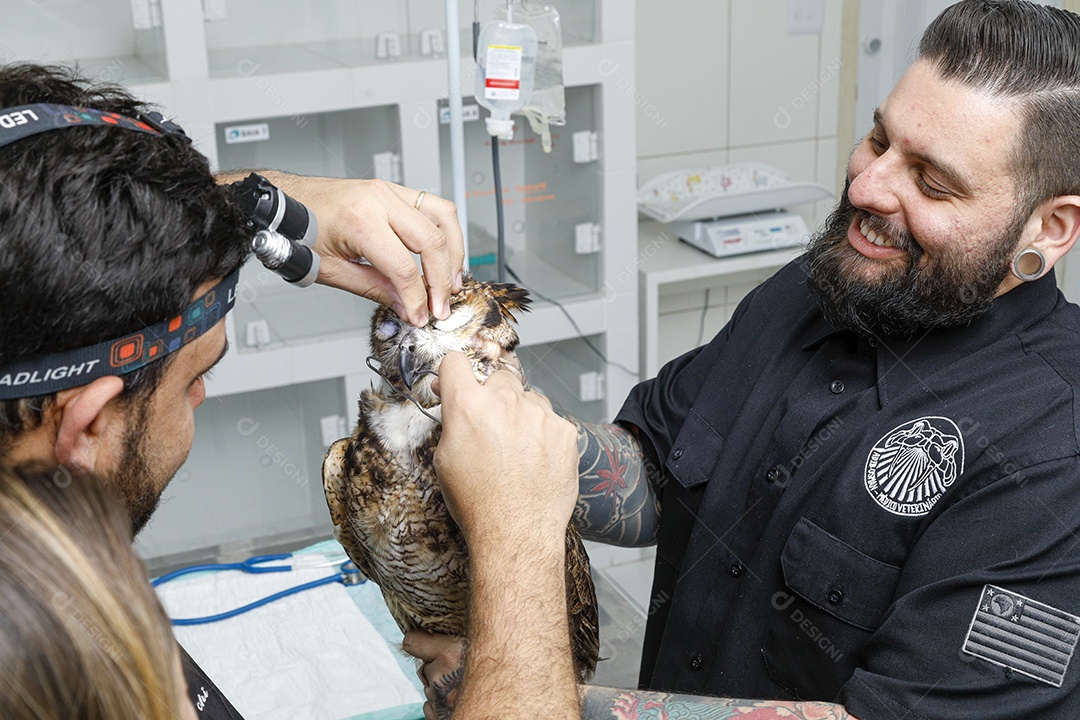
[484,45,523,100]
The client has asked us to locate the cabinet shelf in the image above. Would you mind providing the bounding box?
[202,0,598,79]
[212,292,611,400]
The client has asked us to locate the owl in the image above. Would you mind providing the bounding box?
[322,278,599,681]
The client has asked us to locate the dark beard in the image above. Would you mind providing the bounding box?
[803,182,1023,341]
[115,401,162,536]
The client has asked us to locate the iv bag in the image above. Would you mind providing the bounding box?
[475,16,538,138]
[489,1,566,153]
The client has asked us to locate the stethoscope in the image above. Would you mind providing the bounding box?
[152,552,364,626]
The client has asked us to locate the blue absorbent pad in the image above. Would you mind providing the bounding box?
[155,539,425,720]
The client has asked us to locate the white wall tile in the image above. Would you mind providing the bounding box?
[657,307,712,367]
[729,0,823,147]
[726,269,777,307]
[655,270,773,367]
[700,304,731,347]
[728,137,816,175]
[636,0,854,369]
[659,283,728,316]
[635,0,730,158]
[729,138,819,228]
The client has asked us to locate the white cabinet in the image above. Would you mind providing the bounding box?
[637,221,801,378]
[5,0,637,567]
[5,0,169,85]
[139,378,348,561]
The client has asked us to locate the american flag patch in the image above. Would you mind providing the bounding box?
[962,585,1080,687]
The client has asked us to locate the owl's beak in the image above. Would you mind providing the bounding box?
[399,341,418,389]
[397,328,440,392]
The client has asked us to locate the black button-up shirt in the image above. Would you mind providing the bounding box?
[617,260,1080,718]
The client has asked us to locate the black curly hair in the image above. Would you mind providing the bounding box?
[0,63,251,447]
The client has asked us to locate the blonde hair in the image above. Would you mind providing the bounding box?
[0,465,189,719]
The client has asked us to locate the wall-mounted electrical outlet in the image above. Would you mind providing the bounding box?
[579,371,605,402]
[787,0,825,35]
[572,130,599,163]
[575,222,602,254]
[420,29,444,55]
[376,33,402,59]
[245,320,271,348]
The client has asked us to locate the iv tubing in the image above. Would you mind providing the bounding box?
[493,138,506,282]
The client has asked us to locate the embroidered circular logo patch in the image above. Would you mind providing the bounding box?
[864,417,965,516]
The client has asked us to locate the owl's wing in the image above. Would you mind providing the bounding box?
[566,523,600,682]
[322,427,463,636]
[321,437,372,582]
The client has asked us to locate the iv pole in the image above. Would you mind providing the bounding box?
[444,0,470,270]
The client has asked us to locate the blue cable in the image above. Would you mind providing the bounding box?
[153,554,364,626]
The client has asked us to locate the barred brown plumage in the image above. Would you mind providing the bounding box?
[322,278,600,681]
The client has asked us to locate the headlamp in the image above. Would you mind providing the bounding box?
[0,272,239,401]
[0,102,319,398]
[227,172,320,287]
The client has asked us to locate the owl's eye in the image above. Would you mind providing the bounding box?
[375,319,400,340]
[433,308,472,332]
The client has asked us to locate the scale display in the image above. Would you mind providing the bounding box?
[671,211,810,258]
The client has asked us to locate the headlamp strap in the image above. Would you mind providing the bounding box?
[0,270,239,401]
[0,103,186,150]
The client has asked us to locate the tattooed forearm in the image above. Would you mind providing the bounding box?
[580,686,856,720]
[430,664,463,720]
[563,416,661,547]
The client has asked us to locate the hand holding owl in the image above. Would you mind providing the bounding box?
[434,351,578,548]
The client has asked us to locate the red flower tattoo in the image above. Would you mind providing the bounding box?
[590,441,629,502]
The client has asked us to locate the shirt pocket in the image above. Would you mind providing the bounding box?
[666,408,725,490]
[762,517,901,700]
[655,409,725,571]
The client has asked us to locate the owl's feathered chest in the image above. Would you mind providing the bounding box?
[362,389,442,459]
[322,388,469,635]
[344,389,450,535]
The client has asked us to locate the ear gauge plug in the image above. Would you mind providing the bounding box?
[1012,247,1046,281]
